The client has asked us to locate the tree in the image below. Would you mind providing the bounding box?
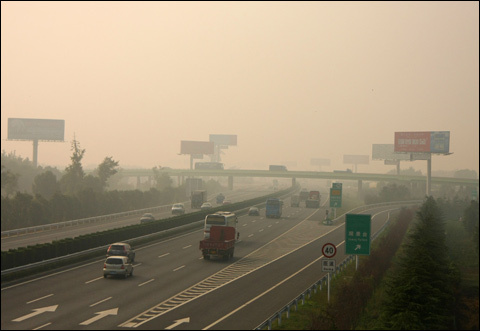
[380,196,456,329]
[152,166,173,190]
[96,157,119,190]
[1,165,18,197]
[32,171,60,199]
[462,200,479,255]
[60,137,85,195]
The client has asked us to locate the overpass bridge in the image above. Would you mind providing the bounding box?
[118,168,478,195]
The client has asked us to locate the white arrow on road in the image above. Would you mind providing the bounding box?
[13,305,58,322]
[165,317,190,330]
[79,308,118,325]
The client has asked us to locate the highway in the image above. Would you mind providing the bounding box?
[1,187,272,251]
[1,194,415,330]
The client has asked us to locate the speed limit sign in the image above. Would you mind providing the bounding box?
[322,243,337,258]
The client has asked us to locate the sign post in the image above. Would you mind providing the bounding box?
[322,243,337,303]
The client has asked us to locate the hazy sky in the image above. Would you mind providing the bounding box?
[2,2,479,175]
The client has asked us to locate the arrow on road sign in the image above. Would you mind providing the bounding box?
[80,308,118,325]
[355,245,361,251]
[165,317,190,330]
[13,305,58,322]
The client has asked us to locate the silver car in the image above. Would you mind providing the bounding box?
[103,256,133,278]
[171,203,185,215]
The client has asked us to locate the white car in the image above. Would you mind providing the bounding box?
[171,203,185,215]
[200,202,213,211]
[140,213,155,224]
[103,256,133,279]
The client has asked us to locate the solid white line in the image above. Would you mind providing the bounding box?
[203,241,345,330]
[27,294,53,304]
[138,279,155,287]
[90,297,112,307]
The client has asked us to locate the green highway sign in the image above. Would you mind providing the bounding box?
[330,188,342,207]
[345,214,371,255]
[332,182,342,190]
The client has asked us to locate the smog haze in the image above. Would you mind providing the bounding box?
[1,2,478,175]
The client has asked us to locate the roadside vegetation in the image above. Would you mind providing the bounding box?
[1,141,225,231]
[272,197,478,330]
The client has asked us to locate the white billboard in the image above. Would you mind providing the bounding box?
[180,141,214,155]
[8,118,65,141]
[343,155,369,165]
[372,144,411,161]
[209,134,237,146]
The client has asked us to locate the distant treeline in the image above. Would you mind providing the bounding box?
[1,187,186,231]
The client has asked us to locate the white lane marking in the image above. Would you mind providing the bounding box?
[27,294,53,304]
[183,245,192,249]
[173,265,185,272]
[159,253,170,258]
[90,297,112,307]
[138,279,155,287]
[248,234,254,238]
[85,277,104,284]
[33,322,52,330]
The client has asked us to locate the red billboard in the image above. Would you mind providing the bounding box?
[180,141,214,155]
[394,132,431,152]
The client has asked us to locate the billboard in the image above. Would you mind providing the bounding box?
[343,155,369,164]
[394,131,450,153]
[8,118,65,141]
[180,141,214,155]
[372,144,411,160]
[209,134,237,146]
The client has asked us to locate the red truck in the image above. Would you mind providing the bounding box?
[199,225,235,260]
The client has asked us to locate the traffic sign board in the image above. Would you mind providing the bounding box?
[322,243,337,258]
[345,214,371,255]
[322,259,336,272]
[329,188,342,208]
[332,182,342,190]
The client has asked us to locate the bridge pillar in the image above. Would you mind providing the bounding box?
[292,177,296,187]
[228,176,234,190]
[357,179,363,199]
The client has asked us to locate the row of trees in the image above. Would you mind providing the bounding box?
[1,139,188,231]
[379,196,460,329]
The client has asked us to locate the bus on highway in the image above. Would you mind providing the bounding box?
[203,211,238,239]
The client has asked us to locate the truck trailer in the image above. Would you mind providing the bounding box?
[191,190,207,209]
[305,190,320,208]
[199,225,236,260]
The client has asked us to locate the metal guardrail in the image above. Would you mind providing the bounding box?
[1,204,177,239]
[254,200,422,330]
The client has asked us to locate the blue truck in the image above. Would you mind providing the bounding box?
[265,198,283,218]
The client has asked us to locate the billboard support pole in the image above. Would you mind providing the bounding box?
[33,139,38,168]
[427,157,432,196]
